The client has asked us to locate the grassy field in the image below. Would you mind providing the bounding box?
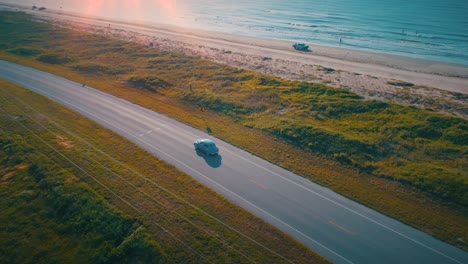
[0,87,166,262]
[0,10,467,251]
[0,160,165,264]
[0,79,327,263]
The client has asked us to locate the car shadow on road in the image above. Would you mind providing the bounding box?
[195,149,222,168]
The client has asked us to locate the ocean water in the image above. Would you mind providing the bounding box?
[2,0,468,65]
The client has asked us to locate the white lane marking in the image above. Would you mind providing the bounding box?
[26,86,355,264]
[139,128,160,137]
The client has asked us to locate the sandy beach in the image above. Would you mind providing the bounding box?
[3,3,468,118]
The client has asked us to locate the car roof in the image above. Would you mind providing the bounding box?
[198,139,215,144]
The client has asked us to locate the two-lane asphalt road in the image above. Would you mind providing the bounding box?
[1,60,466,263]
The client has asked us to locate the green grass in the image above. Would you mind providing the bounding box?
[0,106,166,263]
[0,78,326,263]
[0,11,467,251]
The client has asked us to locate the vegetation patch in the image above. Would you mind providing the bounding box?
[258,76,282,86]
[7,47,42,56]
[37,53,74,64]
[0,123,166,264]
[71,62,111,75]
[126,75,172,93]
[182,91,268,117]
[388,79,415,87]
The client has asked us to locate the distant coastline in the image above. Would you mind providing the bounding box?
[6,3,467,77]
[1,2,467,118]
[2,0,468,66]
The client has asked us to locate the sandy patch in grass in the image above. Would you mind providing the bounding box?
[55,134,74,149]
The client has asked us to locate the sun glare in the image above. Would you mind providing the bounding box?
[159,0,175,15]
[85,0,105,15]
[69,0,183,25]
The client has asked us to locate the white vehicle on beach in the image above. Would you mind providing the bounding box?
[292,43,309,51]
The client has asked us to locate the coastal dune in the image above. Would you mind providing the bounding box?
[3,3,468,118]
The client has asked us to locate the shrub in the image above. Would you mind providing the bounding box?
[71,63,110,75]
[7,47,42,56]
[387,80,414,87]
[126,75,171,93]
[258,77,281,86]
[37,53,74,64]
